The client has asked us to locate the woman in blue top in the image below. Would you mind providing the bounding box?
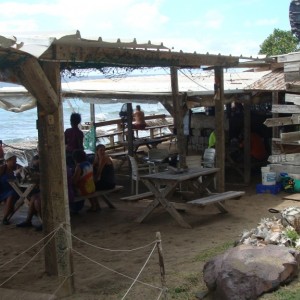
[0,151,18,225]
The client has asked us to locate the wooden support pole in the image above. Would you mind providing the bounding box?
[214,67,225,192]
[171,67,186,167]
[90,103,95,123]
[243,103,251,184]
[127,103,134,157]
[37,61,74,296]
[156,232,167,299]
[272,91,279,139]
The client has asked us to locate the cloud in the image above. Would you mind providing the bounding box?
[204,10,224,29]
[255,18,278,26]
[244,18,279,28]
[0,0,168,36]
[124,2,169,31]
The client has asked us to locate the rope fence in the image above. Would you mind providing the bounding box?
[0,224,167,299]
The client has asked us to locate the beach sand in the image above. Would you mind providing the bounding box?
[0,142,298,299]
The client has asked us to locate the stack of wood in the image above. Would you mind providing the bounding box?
[265,53,300,180]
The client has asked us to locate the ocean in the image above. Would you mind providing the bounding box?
[0,98,169,144]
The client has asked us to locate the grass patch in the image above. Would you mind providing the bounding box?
[167,273,201,299]
[260,281,300,300]
[194,241,235,262]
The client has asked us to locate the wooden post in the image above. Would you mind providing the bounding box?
[90,103,95,124]
[214,67,225,192]
[156,232,167,299]
[243,103,251,184]
[127,103,134,157]
[171,67,186,168]
[37,61,74,296]
[272,91,279,139]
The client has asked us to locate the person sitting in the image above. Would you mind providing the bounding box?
[132,105,146,130]
[64,113,84,168]
[0,140,4,165]
[0,151,19,225]
[90,144,116,212]
[16,155,42,230]
[72,149,95,207]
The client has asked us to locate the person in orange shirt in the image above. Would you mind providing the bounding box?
[250,132,267,161]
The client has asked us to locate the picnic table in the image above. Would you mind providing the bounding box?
[7,179,38,221]
[138,167,245,228]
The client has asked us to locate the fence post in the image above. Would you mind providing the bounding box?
[156,232,167,299]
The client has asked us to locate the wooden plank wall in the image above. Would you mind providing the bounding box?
[265,53,300,174]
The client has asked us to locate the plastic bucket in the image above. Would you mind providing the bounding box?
[261,167,276,185]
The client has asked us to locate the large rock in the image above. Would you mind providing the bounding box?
[203,244,300,300]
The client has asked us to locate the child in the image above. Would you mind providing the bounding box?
[72,150,96,212]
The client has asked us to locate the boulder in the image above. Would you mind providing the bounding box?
[203,244,300,300]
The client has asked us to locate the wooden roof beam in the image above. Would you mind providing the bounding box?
[41,45,239,69]
[15,57,59,113]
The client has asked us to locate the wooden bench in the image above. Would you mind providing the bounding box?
[74,185,124,209]
[120,191,154,202]
[145,124,172,139]
[186,191,245,213]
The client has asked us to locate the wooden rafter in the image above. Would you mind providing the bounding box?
[15,57,59,113]
[41,45,240,69]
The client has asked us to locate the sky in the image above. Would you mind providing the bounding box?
[0,0,292,57]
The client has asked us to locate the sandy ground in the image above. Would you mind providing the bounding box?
[0,166,298,300]
[0,142,298,299]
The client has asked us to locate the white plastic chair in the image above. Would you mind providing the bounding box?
[202,148,216,189]
[202,148,216,168]
[128,155,149,194]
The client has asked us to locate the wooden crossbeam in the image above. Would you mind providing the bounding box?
[41,45,239,69]
[15,57,59,113]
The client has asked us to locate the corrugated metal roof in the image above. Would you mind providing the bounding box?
[245,68,285,91]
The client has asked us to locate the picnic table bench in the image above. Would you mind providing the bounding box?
[138,167,245,228]
[186,191,245,213]
[120,191,154,202]
[74,185,124,209]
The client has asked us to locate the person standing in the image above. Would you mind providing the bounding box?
[64,113,84,167]
[208,131,216,148]
[0,140,4,165]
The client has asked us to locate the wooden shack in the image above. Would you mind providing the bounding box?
[0,31,275,295]
[265,53,300,178]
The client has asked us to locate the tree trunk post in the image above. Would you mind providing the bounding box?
[37,61,74,297]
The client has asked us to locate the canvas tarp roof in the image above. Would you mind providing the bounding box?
[0,30,277,112]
